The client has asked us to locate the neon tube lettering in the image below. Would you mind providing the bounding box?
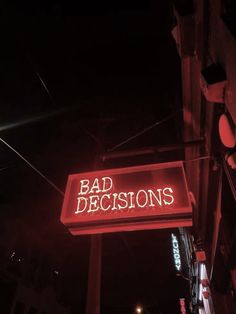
[89,178,101,194]
[127,192,135,208]
[136,190,148,208]
[163,187,174,205]
[101,177,113,192]
[171,234,181,272]
[87,195,100,212]
[74,176,175,214]
[148,189,162,206]
[75,197,88,214]
[79,179,90,195]
[100,194,111,211]
[79,177,113,195]
[118,192,128,210]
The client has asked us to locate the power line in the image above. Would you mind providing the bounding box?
[0,137,64,197]
[183,155,212,163]
[0,107,73,132]
[108,110,182,152]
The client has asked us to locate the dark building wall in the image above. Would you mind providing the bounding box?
[172,0,236,312]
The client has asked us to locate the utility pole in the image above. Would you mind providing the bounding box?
[86,234,102,314]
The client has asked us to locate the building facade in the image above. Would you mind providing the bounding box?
[171,0,236,313]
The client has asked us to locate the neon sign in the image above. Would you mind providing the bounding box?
[61,161,192,235]
[171,233,181,272]
[75,176,174,214]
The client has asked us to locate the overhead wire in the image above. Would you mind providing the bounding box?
[108,109,182,152]
[183,155,212,163]
[0,107,74,132]
[0,137,64,197]
[34,69,55,104]
[24,50,56,106]
[0,48,66,197]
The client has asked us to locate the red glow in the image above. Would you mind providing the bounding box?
[75,183,174,214]
[218,114,236,148]
[179,298,186,314]
[61,161,192,234]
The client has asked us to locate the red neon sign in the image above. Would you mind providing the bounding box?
[61,161,192,235]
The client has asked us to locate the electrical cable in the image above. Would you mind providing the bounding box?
[35,69,55,104]
[0,137,64,197]
[108,110,182,152]
[183,155,212,163]
[0,107,74,132]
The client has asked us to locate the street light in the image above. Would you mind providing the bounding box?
[135,305,149,314]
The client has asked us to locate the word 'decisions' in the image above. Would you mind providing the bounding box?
[74,176,175,214]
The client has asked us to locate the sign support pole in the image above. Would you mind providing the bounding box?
[86,233,102,314]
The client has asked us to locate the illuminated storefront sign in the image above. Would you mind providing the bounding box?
[171,233,181,272]
[171,233,181,271]
[61,161,192,235]
[75,177,174,214]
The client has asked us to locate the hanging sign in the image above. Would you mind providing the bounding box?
[171,233,182,272]
[60,161,192,235]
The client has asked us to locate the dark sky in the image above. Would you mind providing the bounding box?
[0,1,189,313]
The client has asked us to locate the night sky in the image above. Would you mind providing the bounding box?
[0,1,189,313]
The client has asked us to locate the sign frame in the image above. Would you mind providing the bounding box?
[61,161,192,235]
